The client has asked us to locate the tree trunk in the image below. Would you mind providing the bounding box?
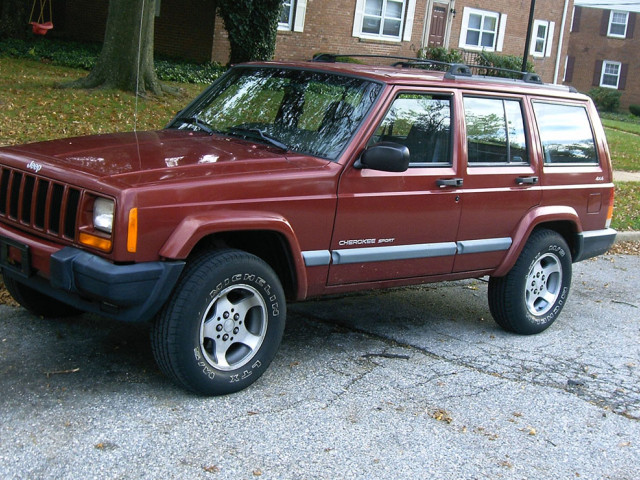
[63,0,164,95]
[217,0,282,64]
[0,0,29,39]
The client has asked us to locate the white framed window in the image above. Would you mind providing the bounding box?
[279,0,295,30]
[353,0,417,42]
[278,0,307,32]
[459,8,506,52]
[600,60,622,88]
[530,19,555,58]
[608,10,629,37]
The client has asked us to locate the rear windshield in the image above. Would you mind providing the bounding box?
[171,67,382,161]
[532,102,598,165]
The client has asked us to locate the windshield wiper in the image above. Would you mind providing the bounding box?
[174,115,215,135]
[227,127,289,152]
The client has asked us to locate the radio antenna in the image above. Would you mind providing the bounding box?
[134,0,146,132]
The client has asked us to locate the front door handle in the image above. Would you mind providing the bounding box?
[436,178,463,188]
[516,176,539,185]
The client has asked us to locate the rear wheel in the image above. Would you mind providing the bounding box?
[3,275,81,317]
[488,229,572,335]
[151,249,286,395]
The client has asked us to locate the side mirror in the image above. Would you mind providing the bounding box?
[356,142,410,172]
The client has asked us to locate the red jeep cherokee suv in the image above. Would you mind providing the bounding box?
[0,57,616,394]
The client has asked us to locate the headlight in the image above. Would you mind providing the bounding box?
[93,197,114,234]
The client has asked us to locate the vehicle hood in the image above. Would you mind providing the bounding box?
[1,130,329,186]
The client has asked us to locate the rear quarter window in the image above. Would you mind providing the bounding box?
[532,102,598,165]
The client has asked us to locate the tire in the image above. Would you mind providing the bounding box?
[488,229,572,335]
[3,275,81,318]
[150,249,286,395]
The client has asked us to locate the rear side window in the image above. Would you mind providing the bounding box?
[464,97,528,165]
[533,102,598,165]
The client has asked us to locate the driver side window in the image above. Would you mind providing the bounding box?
[371,93,452,166]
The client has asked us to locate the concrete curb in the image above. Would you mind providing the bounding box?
[615,231,640,243]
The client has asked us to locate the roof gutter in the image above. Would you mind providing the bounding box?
[554,0,571,84]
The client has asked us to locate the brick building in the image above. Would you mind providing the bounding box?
[565,1,639,109]
[55,0,574,83]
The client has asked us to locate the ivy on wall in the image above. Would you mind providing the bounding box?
[217,0,282,64]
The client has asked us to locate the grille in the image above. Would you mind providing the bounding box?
[0,166,81,241]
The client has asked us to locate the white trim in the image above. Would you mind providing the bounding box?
[353,0,366,37]
[293,0,307,32]
[496,13,506,52]
[600,60,622,89]
[459,7,503,52]
[530,19,554,58]
[278,0,295,31]
[607,10,628,38]
[554,0,570,84]
[353,0,412,42]
[545,21,555,57]
[403,0,417,41]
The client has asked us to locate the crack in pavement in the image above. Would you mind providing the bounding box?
[292,309,640,421]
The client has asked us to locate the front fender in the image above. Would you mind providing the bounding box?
[158,210,308,298]
[492,206,582,277]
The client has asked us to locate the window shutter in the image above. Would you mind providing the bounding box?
[572,6,581,32]
[497,14,507,52]
[293,0,307,32]
[402,0,417,41]
[627,12,636,39]
[565,56,575,82]
[593,60,603,86]
[545,21,555,57]
[600,10,610,36]
[619,63,629,90]
[352,0,365,37]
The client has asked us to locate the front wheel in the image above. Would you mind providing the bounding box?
[488,229,572,335]
[151,249,286,395]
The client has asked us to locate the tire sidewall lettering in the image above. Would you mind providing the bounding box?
[193,268,281,386]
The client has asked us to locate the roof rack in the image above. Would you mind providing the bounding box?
[311,53,545,85]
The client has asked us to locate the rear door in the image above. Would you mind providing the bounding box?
[328,88,462,285]
[453,93,542,273]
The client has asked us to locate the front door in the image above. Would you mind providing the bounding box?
[328,89,462,285]
[428,5,448,47]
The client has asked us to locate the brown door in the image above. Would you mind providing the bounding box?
[428,5,447,47]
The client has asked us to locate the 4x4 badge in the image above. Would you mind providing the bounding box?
[26,161,42,173]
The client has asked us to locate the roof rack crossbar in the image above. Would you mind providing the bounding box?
[311,53,544,85]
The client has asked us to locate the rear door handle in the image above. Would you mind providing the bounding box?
[516,176,539,185]
[436,178,463,188]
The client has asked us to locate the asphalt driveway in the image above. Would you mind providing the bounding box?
[1,253,639,479]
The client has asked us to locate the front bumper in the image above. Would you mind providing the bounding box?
[2,246,185,322]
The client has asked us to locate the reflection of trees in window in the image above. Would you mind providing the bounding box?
[188,68,382,160]
[533,102,597,164]
[464,97,527,164]
[371,94,452,164]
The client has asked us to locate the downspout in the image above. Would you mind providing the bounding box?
[553,0,571,84]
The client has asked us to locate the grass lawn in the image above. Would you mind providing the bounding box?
[0,58,204,146]
[0,57,637,231]
[614,182,640,231]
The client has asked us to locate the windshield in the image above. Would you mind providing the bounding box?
[169,67,383,161]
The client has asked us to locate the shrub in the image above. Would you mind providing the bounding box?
[417,47,464,71]
[475,52,535,78]
[588,87,622,112]
[629,104,640,117]
[0,38,225,84]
